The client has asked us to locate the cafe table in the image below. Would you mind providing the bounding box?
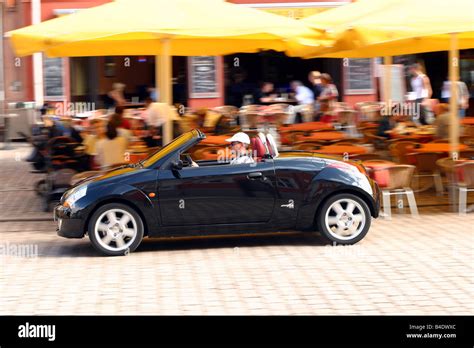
[409,143,468,154]
[280,122,334,133]
[295,131,346,143]
[199,135,229,146]
[279,122,335,145]
[387,131,434,143]
[316,145,368,156]
[461,117,474,126]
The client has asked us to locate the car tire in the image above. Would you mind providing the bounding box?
[316,193,371,245]
[88,203,144,256]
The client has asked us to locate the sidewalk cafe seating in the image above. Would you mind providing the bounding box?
[455,162,474,215]
[374,164,419,219]
[293,142,325,151]
[389,141,419,164]
[350,153,383,161]
[406,152,444,194]
[240,105,261,130]
[436,157,464,211]
[362,159,396,188]
[460,149,474,160]
[363,131,387,151]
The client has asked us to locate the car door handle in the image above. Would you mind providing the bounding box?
[247,172,263,179]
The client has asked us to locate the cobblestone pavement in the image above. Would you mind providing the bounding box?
[0,144,473,315]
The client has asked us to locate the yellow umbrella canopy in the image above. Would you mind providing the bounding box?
[8,0,316,57]
[294,0,474,58]
[295,0,474,159]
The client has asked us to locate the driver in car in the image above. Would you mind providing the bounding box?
[226,132,255,165]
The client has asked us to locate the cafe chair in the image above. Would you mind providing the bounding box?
[456,162,474,215]
[463,126,474,138]
[460,149,474,160]
[389,141,418,164]
[363,132,388,151]
[373,164,418,219]
[406,152,444,195]
[460,136,474,147]
[436,157,463,211]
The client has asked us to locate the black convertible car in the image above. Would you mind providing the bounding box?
[55,129,380,256]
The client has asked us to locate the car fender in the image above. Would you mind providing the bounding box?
[296,166,379,230]
[80,183,158,236]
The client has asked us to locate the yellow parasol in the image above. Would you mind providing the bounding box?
[7,0,317,143]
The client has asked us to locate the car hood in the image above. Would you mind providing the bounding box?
[75,165,144,187]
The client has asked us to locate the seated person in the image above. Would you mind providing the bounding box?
[82,119,106,155]
[225,132,255,165]
[95,123,128,168]
[433,103,450,139]
[254,82,277,104]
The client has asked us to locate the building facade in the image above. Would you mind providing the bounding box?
[1,0,473,112]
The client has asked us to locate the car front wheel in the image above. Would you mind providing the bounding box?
[88,203,144,256]
[316,193,371,245]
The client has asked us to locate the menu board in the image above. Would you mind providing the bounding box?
[344,58,374,95]
[188,56,219,98]
[43,57,64,100]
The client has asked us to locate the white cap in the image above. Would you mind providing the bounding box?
[226,132,250,145]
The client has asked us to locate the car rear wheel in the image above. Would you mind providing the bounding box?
[88,203,144,256]
[316,193,371,245]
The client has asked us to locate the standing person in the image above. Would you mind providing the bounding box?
[108,82,126,107]
[409,63,432,125]
[441,78,470,118]
[290,81,314,123]
[95,122,128,168]
[318,73,339,115]
[308,71,323,115]
[142,97,165,146]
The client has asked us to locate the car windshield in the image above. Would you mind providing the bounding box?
[140,131,196,168]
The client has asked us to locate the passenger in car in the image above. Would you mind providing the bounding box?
[225,132,255,165]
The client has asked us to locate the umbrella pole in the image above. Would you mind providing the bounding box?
[157,38,173,145]
[449,33,459,159]
[384,56,392,107]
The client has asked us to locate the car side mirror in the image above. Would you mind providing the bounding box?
[172,159,183,170]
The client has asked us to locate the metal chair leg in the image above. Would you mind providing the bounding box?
[459,187,467,216]
[382,191,391,220]
[406,189,419,218]
[434,172,444,195]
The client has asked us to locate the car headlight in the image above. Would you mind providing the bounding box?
[64,185,88,208]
